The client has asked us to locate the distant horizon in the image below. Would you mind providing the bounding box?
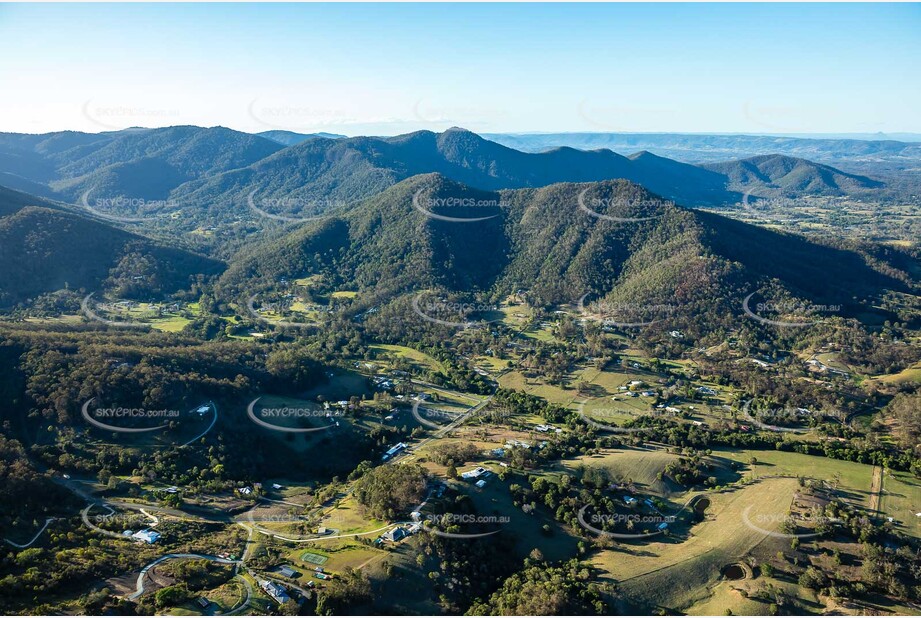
[4,124,921,144]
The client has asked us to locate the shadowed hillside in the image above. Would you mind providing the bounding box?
[0,188,224,306]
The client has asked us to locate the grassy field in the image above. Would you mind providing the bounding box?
[520,324,558,343]
[302,369,371,401]
[293,275,322,287]
[185,576,248,615]
[316,495,388,536]
[879,468,921,537]
[593,477,799,611]
[814,352,854,373]
[494,303,535,328]
[866,361,921,386]
[559,448,682,497]
[24,314,86,326]
[499,361,687,414]
[330,290,358,299]
[579,393,655,425]
[370,344,444,373]
[472,354,509,372]
[575,363,656,390]
[684,576,821,616]
[150,316,193,332]
[284,541,383,576]
[713,449,874,508]
[95,300,200,332]
[498,370,578,405]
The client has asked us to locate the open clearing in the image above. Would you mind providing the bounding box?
[866,361,921,386]
[592,477,799,610]
[713,449,874,508]
[459,475,580,563]
[370,344,444,373]
[878,468,921,538]
[284,541,382,576]
[559,448,682,497]
[498,371,578,405]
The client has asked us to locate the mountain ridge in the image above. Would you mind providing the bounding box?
[0,127,886,231]
[701,154,883,195]
[217,173,914,335]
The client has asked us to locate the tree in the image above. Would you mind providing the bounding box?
[316,568,372,615]
[155,584,189,609]
[353,464,426,520]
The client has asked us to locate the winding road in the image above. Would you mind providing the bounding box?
[3,517,56,548]
[127,553,239,600]
[179,401,218,447]
[223,574,254,615]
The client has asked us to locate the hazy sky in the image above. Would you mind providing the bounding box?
[1,3,919,136]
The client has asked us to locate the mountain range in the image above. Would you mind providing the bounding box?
[0,126,284,203]
[256,130,348,146]
[0,126,908,322]
[0,127,884,230]
[484,132,921,166]
[700,154,884,195]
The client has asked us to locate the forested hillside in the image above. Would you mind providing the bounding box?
[0,192,224,306]
[218,173,916,336]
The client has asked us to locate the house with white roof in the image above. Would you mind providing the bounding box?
[132,529,161,544]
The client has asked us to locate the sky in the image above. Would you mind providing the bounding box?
[1,2,919,136]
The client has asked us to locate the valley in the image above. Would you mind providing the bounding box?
[0,126,919,617]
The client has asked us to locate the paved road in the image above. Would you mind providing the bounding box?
[391,392,495,466]
[223,574,254,615]
[245,521,399,544]
[81,504,128,540]
[53,376,496,601]
[179,401,218,447]
[236,379,495,546]
[128,553,239,600]
[3,517,55,548]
